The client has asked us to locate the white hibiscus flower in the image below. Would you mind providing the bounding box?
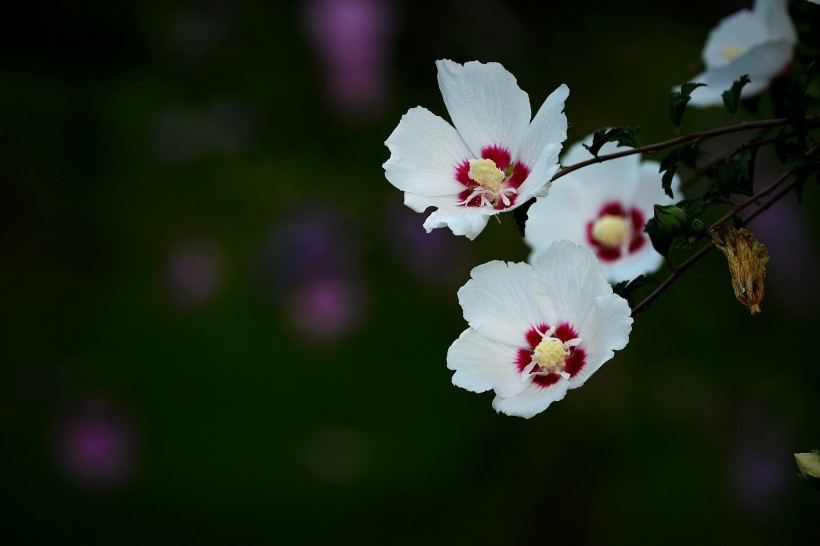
[447,240,633,418]
[524,137,681,284]
[683,0,797,107]
[383,59,569,240]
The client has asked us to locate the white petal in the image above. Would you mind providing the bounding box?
[516,84,569,170]
[688,40,793,107]
[458,260,543,346]
[524,181,597,262]
[447,328,529,398]
[758,0,797,44]
[632,161,680,212]
[602,249,665,284]
[531,241,615,327]
[514,142,562,201]
[561,138,642,201]
[436,59,531,160]
[702,9,766,68]
[491,381,569,418]
[403,191,434,213]
[567,292,632,389]
[384,107,471,197]
[422,205,491,240]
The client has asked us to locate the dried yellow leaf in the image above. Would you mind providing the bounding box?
[710,225,769,315]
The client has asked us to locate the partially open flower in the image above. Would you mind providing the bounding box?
[524,137,681,284]
[384,59,568,240]
[682,0,796,107]
[447,240,632,418]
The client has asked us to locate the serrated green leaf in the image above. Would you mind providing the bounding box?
[612,275,658,308]
[785,62,814,134]
[721,74,751,114]
[582,127,641,156]
[713,148,756,197]
[669,82,705,127]
[659,143,697,198]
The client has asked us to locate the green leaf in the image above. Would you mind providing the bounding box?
[582,127,641,157]
[612,275,658,308]
[669,82,705,127]
[644,217,675,257]
[721,74,751,114]
[785,62,814,134]
[782,142,820,203]
[713,148,756,197]
[659,143,697,198]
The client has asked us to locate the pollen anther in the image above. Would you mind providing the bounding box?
[591,214,630,248]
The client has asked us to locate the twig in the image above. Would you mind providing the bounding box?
[678,135,781,192]
[554,118,791,181]
[630,243,713,315]
[707,171,795,232]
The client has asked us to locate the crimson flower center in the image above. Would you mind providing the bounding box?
[586,202,648,263]
[516,323,586,388]
[455,145,530,211]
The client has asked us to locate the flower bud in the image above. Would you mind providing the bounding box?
[710,225,769,315]
[794,452,820,492]
[653,204,687,233]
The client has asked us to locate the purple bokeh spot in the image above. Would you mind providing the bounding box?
[286,275,365,343]
[302,0,397,120]
[51,400,137,491]
[259,203,367,343]
[258,203,357,290]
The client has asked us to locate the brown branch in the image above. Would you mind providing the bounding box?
[679,135,781,192]
[707,170,795,233]
[630,243,713,315]
[553,118,791,181]
[740,179,799,227]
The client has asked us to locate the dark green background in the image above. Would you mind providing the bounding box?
[2,0,819,543]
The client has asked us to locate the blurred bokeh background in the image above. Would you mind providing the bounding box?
[2,0,819,543]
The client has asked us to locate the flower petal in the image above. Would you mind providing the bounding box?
[384,106,471,197]
[491,381,569,418]
[524,184,595,263]
[516,84,569,170]
[447,328,529,398]
[422,204,491,240]
[687,41,791,107]
[702,8,767,68]
[458,260,543,346]
[436,59,531,160]
[531,241,621,332]
[561,139,642,200]
[568,292,632,388]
